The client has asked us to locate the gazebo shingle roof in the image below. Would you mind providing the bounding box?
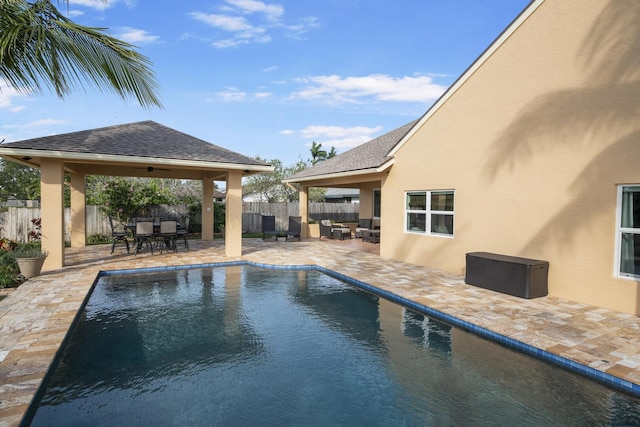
[1,120,266,166]
[286,120,418,181]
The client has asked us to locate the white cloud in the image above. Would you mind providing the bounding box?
[69,0,136,9]
[215,88,247,102]
[301,125,383,150]
[0,81,26,112]
[283,16,320,39]
[2,118,67,130]
[66,0,135,18]
[262,65,278,72]
[29,118,67,127]
[1,119,67,143]
[190,1,317,49]
[114,27,160,45]
[212,39,243,49]
[207,88,272,102]
[279,129,295,135]
[191,13,254,32]
[225,0,284,21]
[292,74,446,104]
[190,12,270,47]
[69,0,114,10]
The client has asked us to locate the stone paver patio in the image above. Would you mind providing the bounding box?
[1,238,640,426]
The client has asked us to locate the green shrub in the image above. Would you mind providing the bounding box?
[0,248,20,289]
[10,241,47,259]
[94,178,178,224]
[87,234,110,245]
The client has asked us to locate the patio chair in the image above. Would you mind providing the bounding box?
[363,229,380,244]
[134,217,155,255]
[319,220,333,240]
[175,215,190,251]
[319,219,350,240]
[157,217,178,254]
[262,215,280,241]
[108,216,130,254]
[286,216,301,242]
[355,218,372,238]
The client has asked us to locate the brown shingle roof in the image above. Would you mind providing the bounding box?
[285,120,418,181]
[1,121,267,166]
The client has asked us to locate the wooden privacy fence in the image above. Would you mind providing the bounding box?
[241,202,359,232]
[0,202,359,242]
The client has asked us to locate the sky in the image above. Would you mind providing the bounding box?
[1,0,532,167]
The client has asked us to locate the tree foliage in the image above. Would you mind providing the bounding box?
[309,141,336,165]
[0,0,161,108]
[309,141,326,166]
[0,159,40,201]
[244,141,338,203]
[243,157,289,202]
[88,177,178,223]
[243,157,326,203]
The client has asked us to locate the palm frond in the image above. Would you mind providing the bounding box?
[0,0,162,109]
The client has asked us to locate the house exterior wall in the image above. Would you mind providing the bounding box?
[382,0,640,314]
[358,182,378,220]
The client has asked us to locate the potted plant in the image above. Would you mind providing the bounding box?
[11,242,48,279]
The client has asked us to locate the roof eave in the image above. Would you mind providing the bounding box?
[283,160,393,184]
[0,148,273,173]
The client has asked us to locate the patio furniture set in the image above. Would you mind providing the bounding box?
[109,216,189,255]
[320,218,380,243]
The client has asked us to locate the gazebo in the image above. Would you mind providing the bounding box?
[0,121,273,269]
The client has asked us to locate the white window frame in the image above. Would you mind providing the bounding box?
[405,190,454,237]
[615,184,640,280]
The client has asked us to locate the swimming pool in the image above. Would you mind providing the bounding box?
[24,264,640,426]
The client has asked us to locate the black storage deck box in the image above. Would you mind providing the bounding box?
[465,252,548,299]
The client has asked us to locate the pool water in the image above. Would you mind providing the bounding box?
[25,265,640,426]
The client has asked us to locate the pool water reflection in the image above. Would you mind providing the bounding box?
[25,265,640,426]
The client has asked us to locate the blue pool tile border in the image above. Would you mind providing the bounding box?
[98,261,640,398]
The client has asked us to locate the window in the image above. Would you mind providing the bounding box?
[373,189,381,218]
[405,190,454,236]
[616,185,640,278]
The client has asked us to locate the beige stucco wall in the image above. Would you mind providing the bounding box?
[358,182,378,220]
[382,0,640,315]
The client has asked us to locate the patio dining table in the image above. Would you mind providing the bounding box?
[126,219,184,254]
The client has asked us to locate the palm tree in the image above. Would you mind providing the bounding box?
[310,141,327,165]
[0,0,161,109]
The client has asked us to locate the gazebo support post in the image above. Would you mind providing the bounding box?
[225,170,242,257]
[70,172,86,248]
[40,159,66,270]
[202,177,214,240]
[300,186,309,238]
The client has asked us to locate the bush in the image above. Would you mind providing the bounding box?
[0,242,20,289]
[0,237,17,251]
[87,234,110,245]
